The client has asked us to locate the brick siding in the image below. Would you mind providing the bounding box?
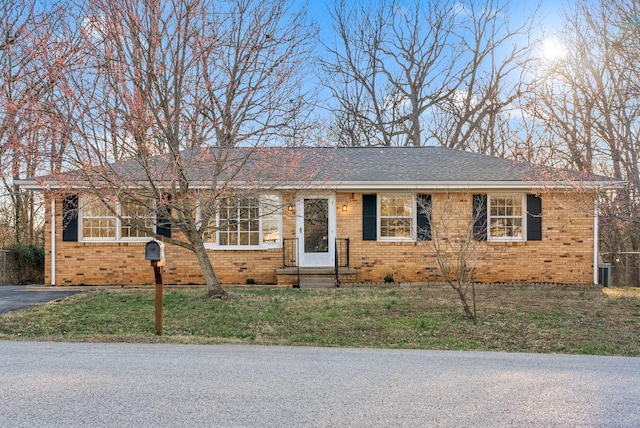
[45,190,595,286]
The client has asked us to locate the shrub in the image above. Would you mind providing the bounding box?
[5,243,44,284]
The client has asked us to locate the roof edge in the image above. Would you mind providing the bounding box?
[15,178,627,192]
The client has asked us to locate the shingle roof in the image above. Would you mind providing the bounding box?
[17,145,622,190]
[328,146,530,182]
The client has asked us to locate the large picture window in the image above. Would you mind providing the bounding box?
[201,194,281,248]
[488,195,525,241]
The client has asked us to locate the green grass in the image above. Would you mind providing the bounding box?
[0,284,639,356]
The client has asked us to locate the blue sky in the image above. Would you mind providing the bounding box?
[302,0,566,42]
[298,0,568,104]
[292,0,572,147]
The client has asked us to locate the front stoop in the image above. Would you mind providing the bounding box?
[299,277,337,288]
[276,267,357,288]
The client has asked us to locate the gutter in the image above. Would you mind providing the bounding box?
[12,178,42,190]
[16,178,628,192]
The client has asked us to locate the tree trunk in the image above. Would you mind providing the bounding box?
[192,243,227,299]
[454,281,475,320]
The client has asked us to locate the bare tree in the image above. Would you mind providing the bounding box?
[419,193,495,320]
[0,0,76,246]
[321,0,458,146]
[320,0,537,149]
[427,1,538,154]
[53,0,316,298]
[527,0,640,259]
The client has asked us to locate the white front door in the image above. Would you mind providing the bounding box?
[297,195,335,267]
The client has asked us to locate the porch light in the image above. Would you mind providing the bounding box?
[287,203,294,212]
[342,204,348,212]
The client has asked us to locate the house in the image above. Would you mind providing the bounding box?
[17,146,622,287]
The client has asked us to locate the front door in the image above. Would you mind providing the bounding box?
[298,195,335,267]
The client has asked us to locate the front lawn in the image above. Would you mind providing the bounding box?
[0,283,638,356]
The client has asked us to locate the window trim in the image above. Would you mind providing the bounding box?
[377,193,417,242]
[487,194,527,242]
[79,195,156,242]
[201,193,282,250]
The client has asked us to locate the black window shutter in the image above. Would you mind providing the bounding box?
[362,194,377,241]
[417,194,432,241]
[527,194,542,241]
[156,194,172,238]
[62,194,79,242]
[472,194,488,241]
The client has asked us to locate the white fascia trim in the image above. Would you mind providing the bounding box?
[16,179,628,192]
[187,181,627,192]
[330,181,627,191]
[13,179,43,190]
[249,180,627,191]
[13,181,85,191]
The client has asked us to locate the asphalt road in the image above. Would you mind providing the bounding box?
[0,285,81,314]
[0,341,638,427]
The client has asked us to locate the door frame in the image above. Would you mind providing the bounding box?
[296,194,336,267]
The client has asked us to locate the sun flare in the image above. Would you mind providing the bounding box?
[542,37,567,61]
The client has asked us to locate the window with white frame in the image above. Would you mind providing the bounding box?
[82,196,116,239]
[120,196,155,238]
[220,196,260,246]
[488,195,525,241]
[81,195,154,240]
[379,194,414,240]
[260,194,281,244]
[201,194,281,248]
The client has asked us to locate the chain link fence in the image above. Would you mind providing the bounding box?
[0,250,7,285]
[599,252,640,287]
[0,249,45,285]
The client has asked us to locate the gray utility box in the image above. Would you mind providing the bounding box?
[145,240,165,262]
[598,263,611,288]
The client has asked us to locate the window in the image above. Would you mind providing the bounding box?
[379,194,414,240]
[261,195,281,244]
[219,197,260,246]
[82,196,116,239]
[201,194,281,248]
[81,195,155,241]
[488,195,525,241]
[120,196,155,238]
[362,193,431,242]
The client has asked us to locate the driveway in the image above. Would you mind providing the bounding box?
[0,342,639,427]
[0,285,81,314]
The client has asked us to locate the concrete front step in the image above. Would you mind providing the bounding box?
[299,276,339,288]
[276,267,357,287]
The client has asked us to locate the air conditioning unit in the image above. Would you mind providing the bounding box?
[598,263,611,288]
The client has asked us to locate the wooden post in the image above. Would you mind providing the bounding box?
[152,260,165,335]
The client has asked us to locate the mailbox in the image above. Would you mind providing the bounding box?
[145,240,165,262]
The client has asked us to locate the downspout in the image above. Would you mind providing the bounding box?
[51,197,56,286]
[593,195,599,285]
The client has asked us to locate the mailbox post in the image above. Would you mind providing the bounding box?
[145,240,165,335]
